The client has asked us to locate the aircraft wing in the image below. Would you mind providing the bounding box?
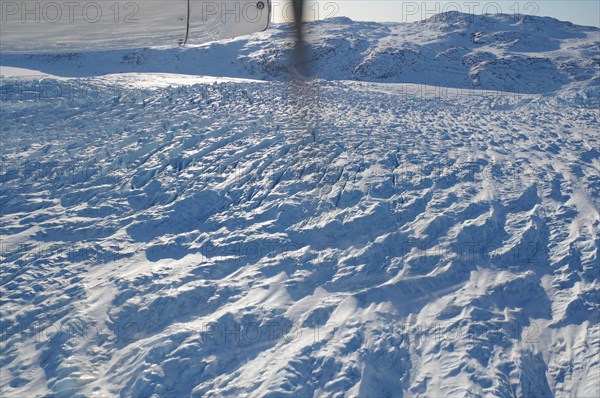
[0,0,271,53]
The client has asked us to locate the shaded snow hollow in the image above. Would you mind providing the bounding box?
[1,11,599,398]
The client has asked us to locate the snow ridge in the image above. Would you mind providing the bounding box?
[2,12,599,94]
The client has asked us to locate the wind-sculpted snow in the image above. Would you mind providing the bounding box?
[1,10,599,398]
[2,12,599,94]
[1,74,598,397]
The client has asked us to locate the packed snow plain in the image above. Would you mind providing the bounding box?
[1,12,599,398]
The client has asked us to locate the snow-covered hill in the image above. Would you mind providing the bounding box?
[1,12,599,398]
[2,12,599,94]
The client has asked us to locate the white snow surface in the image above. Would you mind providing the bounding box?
[1,12,599,398]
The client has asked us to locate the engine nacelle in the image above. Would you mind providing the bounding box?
[0,0,271,53]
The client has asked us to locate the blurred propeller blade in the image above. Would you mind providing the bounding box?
[291,0,309,78]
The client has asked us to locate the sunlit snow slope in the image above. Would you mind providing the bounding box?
[2,11,599,95]
[1,12,599,398]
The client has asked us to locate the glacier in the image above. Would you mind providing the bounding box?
[1,12,599,398]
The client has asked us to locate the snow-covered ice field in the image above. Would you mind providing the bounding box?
[1,13,599,398]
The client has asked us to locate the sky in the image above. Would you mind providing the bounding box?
[272,1,600,27]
